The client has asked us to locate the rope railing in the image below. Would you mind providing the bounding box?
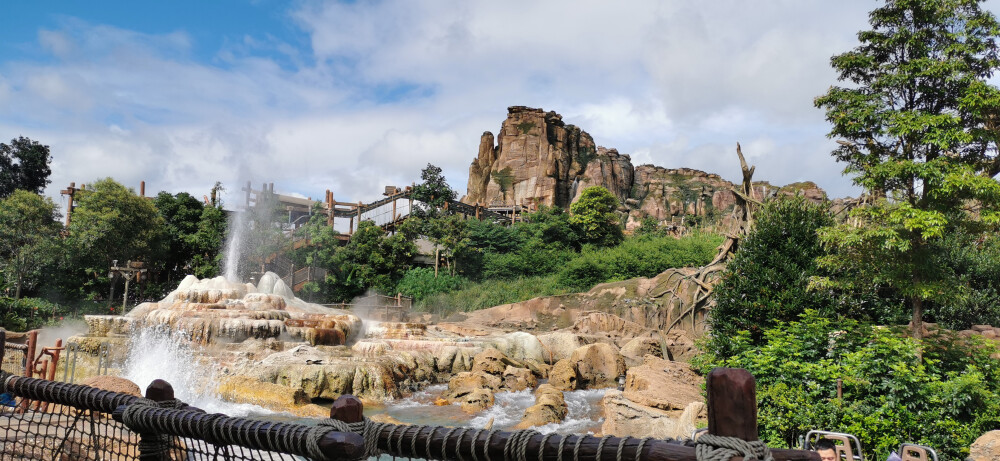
[0,372,364,461]
[0,367,821,461]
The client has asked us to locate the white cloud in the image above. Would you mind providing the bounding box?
[3,0,938,215]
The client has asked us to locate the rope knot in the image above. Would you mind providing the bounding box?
[695,434,774,461]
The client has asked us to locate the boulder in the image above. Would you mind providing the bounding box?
[971,430,1000,461]
[569,343,626,389]
[473,348,517,376]
[443,371,502,400]
[623,356,703,411]
[489,332,546,363]
[514,384,568,429]
[601,389,704,439]
[461,388,495,413]
[502,366,538,392]
[620,336,663,366]
[80,376,142,397]
[217,376,310,408]
[549,359,580,391]
[537,332,593,364]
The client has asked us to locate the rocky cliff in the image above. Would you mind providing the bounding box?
[464,106,827,229]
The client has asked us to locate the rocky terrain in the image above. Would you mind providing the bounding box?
[464,106,827,230]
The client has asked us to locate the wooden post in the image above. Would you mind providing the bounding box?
[392,196,398,222]
[140,181,145,197]
[707,367,758,441]
[60,182,78,227]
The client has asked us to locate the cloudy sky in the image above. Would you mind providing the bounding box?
[4,0,994,211]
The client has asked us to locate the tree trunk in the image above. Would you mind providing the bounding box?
[912,296,923,360]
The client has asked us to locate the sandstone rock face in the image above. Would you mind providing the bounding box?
[514,384,568,429]
[461,388,495,413]
[537,332,595,364]
[456,263,726,344]
[465,106,600,208]
[569,343,626,389]
[549,359,580,391]
[623,356,703,411]
[464,106,827,227]
[970,430,1000,461]
[502,365,538,391]
[601,390,704,439]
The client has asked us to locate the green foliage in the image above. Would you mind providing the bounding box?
[411,163,457,217]
[569,186,624,247]
[152,191,226,282]
[0,137,52,198]
[710,198,836,355]
[710,197,906,358]
[63,178,166,300]
[415,275,570,316]
[395,267,468,301]
[0,191,62,299]
[516,121,535,135]
[323,221,416,301]
[0,297,65,331]
[490,167,515,200]
[696,310,1000,460]
[635,215,664,237]
[814,0,1000,337]
[557,233,722,290]
[926,231,1000,329]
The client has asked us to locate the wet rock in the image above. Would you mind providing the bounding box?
[601,389,704,439]
[502,365,538,392]
[548,359,579,391]
[623,356,703,411]
[217,376,312,410]
[461,388,495,413]
[514,384,568,429]
[443,371,502,400]
[473,348,515,375]
[569,343,626,389]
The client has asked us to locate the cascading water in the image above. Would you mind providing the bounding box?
[121,325,269,416]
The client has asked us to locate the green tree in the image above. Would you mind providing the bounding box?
[569,186,623,247]
[0,137,52,198]
[188,202,227,278]
[0,191,62,298]
[153,192,206,281]
[814,0,1000,341]
[65,178,166,300]
[411,163,457,218]
[709,198,837,356]
[324,221,416,301]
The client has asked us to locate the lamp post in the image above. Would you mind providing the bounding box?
[110,260,146,313]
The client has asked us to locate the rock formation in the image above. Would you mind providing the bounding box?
[464,106,828,229]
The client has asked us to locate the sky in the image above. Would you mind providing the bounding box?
[4,0,995,212]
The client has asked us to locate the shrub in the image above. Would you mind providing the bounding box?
[395,267,468,302]
[695,310,1000,460]
[0,297,65,331]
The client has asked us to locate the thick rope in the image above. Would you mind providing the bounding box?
[695,434,774,461]
[503,429,540,461]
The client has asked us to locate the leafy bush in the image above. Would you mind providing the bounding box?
[709,197,900,356]
[695,310,1000,461]
[395,267,468,301]
[0,297,65,331]
[556,232,721,289]
[416,275,570,316]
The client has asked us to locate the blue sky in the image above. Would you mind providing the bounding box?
[4,0,996,215]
